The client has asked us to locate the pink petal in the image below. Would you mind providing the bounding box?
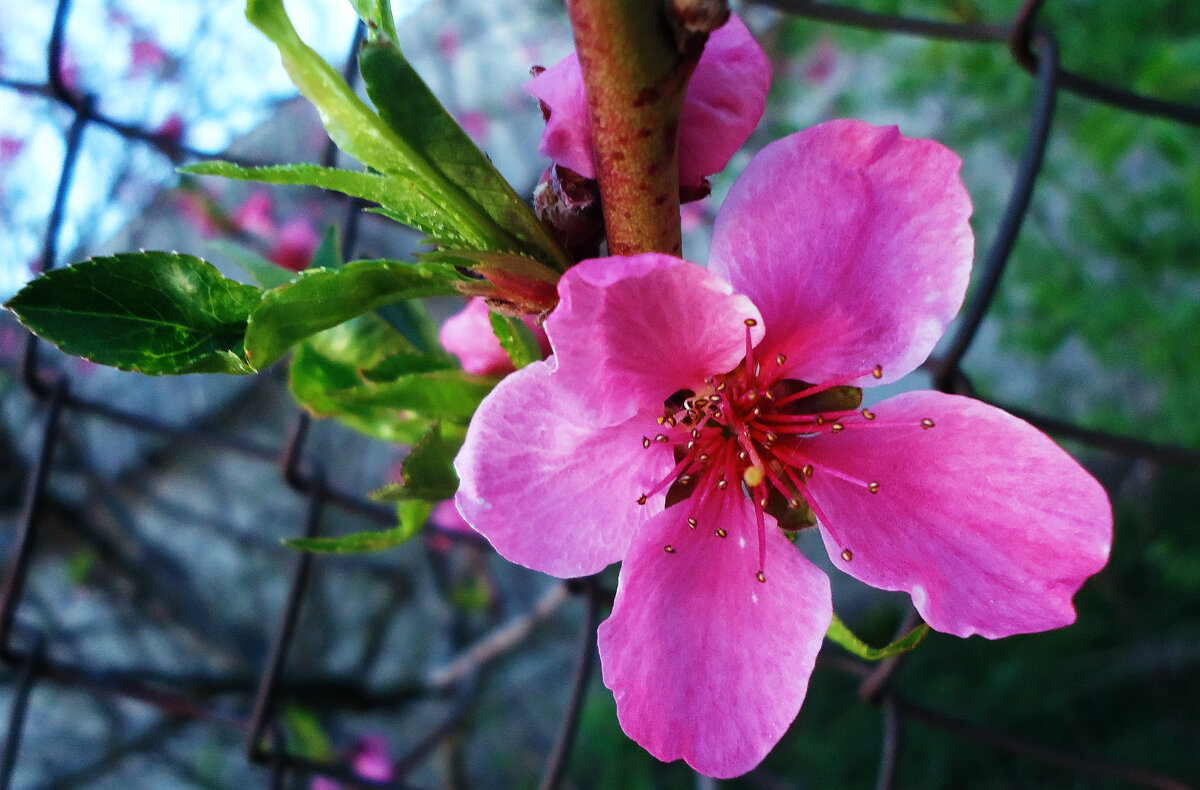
[547,253,762,425]
[353,734,393,781]
[269,220,321,272]
[677,14,771,187]
[800,391,1112,638]
[524,51,595,178]
[709,119,974,386]
[525,14,769,186]
[430,499,473,533]
[598,494,831,778]
[454,360,675,578]
[439,297,550,377]
[232,191,276,238]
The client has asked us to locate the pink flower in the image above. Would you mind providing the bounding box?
[453,120,1112,777]
[232,191,277,238]
[439,297,550,377]
[525,13,770,189]
[268,219,322,272]
[310,734,392,790]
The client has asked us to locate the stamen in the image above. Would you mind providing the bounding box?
[868,481,880,494]
[715,527,728,538]
[771,366,881,408]
[642,436,651,449]
[687,517,698,529]
[921,418,936,429]
[861,409,875,420]
[841,548,853,562]
[665,544,676,554]
[776,353,786,366]
[756,570,767,583]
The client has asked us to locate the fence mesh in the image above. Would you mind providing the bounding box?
[2,0,1198,788]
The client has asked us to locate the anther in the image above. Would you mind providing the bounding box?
[715,382,727,392]
[694,398,708,408]
[744,318,758,327]
[872,365,883,379]
[717,479,729,490]
[764,391,775,401]
[787,498,801,509]
[830,422,844,433]
[642,437,651,449]
[657,416,666,425]
[665,416,677,427]
[655,434,669,443]
[756,571,767,583]
[715,528,728,538]
[736,450,749,461]
[764,431,778,443]
[691,429,701,440]
[776,353,786,366]
[637,494,648,505]
[664,544,676,553]
[678,475,693,485]
[815,416,825,426]
[841,548,853,562]
[709,394,722,404]
[758,497,769,507]
[861,409,875,420]
[802,464,814,477]
[687,517,698,529]
[867,481,880,494]
[921,418,936,429]
[698,453,709,462]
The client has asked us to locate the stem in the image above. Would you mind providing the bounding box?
[565,0,702,256]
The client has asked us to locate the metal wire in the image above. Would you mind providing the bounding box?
[2,0,1198,787]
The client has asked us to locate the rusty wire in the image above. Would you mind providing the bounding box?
[2,0,1198,787]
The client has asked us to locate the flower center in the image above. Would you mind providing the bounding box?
[638,321,933,583]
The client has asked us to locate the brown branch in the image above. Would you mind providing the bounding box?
[565,0,719,256]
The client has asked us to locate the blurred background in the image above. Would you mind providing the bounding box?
[1,0,1197,787]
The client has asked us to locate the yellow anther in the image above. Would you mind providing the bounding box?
[841,548,853,562]
[715,528,728,538]
[867,481,880,494]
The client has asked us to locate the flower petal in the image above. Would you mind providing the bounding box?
[800,391,1112,638]
[454,360,674,578]
[598,494,831,778]
[709,119,974,386]
[678,14,771,187]
[525,14,769,186]
[524,51,596,178]
[547,254,762,425]
[439,297,549,377]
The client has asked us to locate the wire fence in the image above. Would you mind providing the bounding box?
[2,0,1198,787]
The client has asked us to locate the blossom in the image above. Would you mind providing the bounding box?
[453,120,1113,777]
[310,734,392,790]
[439,297,550,377]
[525,13,770,190]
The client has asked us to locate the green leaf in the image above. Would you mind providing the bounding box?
[370,422,459,502]
[289,339,432,444]
[488,311,542,370]
[326,368,495,423]
[3,252,261,375]
[208,239,297,289]
[182,161,473,248]
[358,40,570,271]
[244,0,526,255]
[285,499,432,553]
[825,613,930,661]
[245,258,463,369]
[310,225,341,270]
[349,0,398,43]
